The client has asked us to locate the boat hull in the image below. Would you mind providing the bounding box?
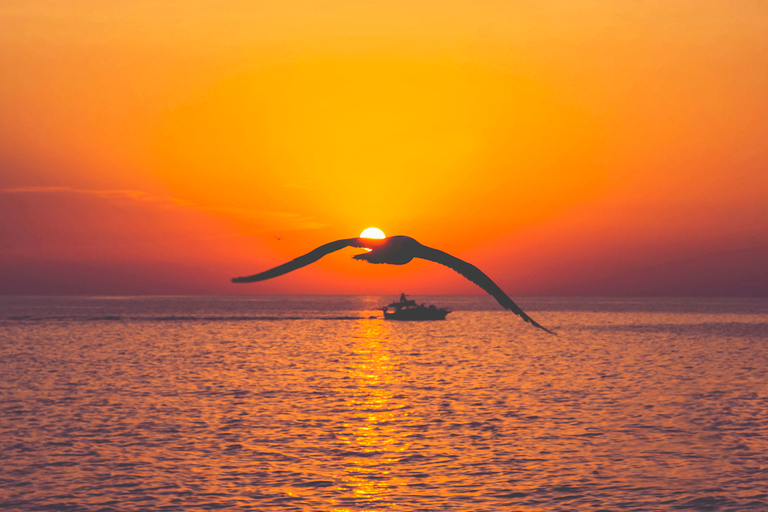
[383,308,450,321]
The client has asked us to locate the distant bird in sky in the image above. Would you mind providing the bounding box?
[232,231,553,334]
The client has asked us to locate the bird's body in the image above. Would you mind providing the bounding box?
[352,235,417,265]
[232,235,553,334]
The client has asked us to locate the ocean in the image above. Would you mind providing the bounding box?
[1,295,767,511]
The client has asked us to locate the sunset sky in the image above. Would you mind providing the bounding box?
[1,0,767,296]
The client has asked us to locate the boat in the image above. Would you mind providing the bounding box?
[381,294,452,321]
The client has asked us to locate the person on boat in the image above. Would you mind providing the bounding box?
[400,293,408,303]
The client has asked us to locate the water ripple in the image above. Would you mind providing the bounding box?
[1,296,767,511]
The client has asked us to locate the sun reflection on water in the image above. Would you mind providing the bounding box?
[331,315,414,511]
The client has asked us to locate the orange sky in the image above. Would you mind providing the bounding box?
[1,0,767,295]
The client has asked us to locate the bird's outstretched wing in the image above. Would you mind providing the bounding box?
[232,238,365,283]
[414,244,554,334]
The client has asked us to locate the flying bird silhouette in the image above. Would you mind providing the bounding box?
[232,235,553,333]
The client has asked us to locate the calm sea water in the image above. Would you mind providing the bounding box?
[1,295,767,511]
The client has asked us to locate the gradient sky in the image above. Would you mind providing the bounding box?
[1,0,767,296]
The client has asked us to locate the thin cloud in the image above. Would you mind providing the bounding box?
[0,186,325,232]
[0,186,192,208]
[204,206,326,231]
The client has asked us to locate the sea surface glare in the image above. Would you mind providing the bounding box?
[1,296,767,511]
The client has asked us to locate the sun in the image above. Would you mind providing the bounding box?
[360,227,386,239]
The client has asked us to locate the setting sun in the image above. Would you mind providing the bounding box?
[360,227,386,239]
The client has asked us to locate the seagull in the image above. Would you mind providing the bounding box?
[232,235,553,333]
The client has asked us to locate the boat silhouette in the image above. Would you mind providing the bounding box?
[382,294,451,321]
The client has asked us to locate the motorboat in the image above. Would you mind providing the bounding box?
[381,294,451,321]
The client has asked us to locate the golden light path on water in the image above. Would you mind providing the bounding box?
[334,318,405,510]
